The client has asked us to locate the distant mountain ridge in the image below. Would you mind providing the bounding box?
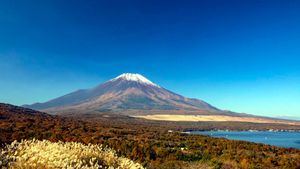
[24,73,220,115]
[0,103,51,120]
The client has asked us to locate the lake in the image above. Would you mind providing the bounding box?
[191,131,300,149]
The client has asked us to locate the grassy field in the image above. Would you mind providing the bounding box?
[133,114,300,125]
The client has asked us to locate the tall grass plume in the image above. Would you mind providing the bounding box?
[0,139,144,169]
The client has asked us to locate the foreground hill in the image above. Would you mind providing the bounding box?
[1,103,300,168]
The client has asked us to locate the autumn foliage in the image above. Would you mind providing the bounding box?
[0,103,300,169]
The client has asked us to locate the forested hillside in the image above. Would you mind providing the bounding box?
[0,103,300,169]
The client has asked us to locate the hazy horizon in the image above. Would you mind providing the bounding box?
[1,0,300,118]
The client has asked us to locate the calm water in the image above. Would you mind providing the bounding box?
[191,131,300,149]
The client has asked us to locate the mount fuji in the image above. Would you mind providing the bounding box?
[24,73,223,115]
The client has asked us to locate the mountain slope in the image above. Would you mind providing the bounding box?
[24,73,219,114]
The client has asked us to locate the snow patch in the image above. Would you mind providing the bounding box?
[111,73,160,87]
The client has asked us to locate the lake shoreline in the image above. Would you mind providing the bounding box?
[182,129,300,133]
[188,130,300,149]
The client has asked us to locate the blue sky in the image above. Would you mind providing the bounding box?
[1,0,300,118]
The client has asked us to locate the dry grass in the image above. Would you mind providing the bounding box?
[0,139,144,169]
[133,114,300,125]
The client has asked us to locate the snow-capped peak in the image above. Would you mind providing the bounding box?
[111,73,160,87]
